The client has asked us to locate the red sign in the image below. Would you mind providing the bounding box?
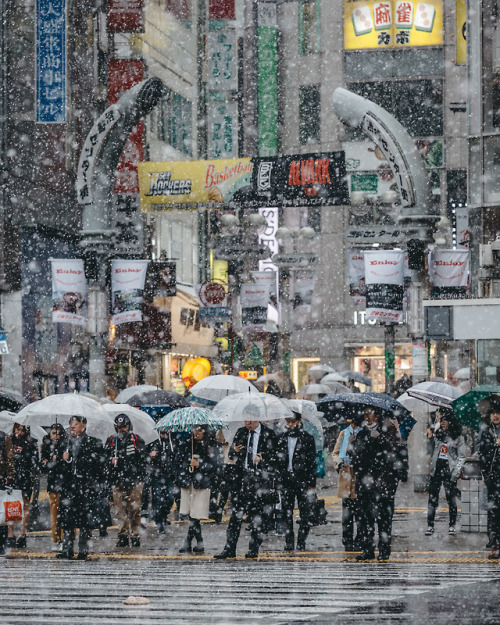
[108,60,144,194]
[209,0,235,20]
[108,0,144,32]
[199,282,226,306]
[165,0,191,19]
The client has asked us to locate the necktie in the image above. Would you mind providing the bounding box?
[246,430,255,468]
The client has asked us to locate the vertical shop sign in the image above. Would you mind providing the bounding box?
[240,283,270,333]
[258,206,279,297]
[111,259,149,325]
[107,0,143,32]
[36,0,66,123]
[364,249,405,322]
[348,248,366,306]
[455,205,469,249]
[51,259,87,326]
[108,60,144,194]
[207,101,239,158]
[207,30,238,91]
[456,0,466,64]
[257,3,278,156]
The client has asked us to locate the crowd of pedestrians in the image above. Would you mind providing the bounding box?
[0,402,499,561]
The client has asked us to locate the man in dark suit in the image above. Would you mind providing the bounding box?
[57,416,105,560]
[276,411,317,551]
[214,404,277,559]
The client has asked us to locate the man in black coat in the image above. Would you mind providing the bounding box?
[276,411,316,551]
[57,416,105,560]
[214,405,277,559]
[479,403,500,559]
[348,407,405,561]
[104,414,146,547]
[147,431,178,533]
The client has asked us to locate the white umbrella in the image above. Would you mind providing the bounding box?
[213,392,293,423]
[0,410,47,445]
[75,392,113,405]
[321,376,352,394]
[189,375,258,406]
[284,399,324,452]
[406,381,463,408]
[103,404,159,445]
[453,367,470,380]
[115,385,159,404]
[307,364,335,381]
[297,383,332,401]
[322,372,349,385]
[398,392,438,417]
[16,394,114,441]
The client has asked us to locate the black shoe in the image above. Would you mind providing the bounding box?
[284,544,294,552]
[356,551,375,561]
[212,512,223,524]
[245,551,259,559]
[76,552,88,561]
[192,544,205,554]
[179,543,192,553]
[344,544,355,552]
[15,536,26,548]
[377,554,390,561]
[296,543,306,551]
[99,528,108,537]
[6,537,16,548]
[214,548,236,559]
[117,535,129,548]
[157,523,165,534]
[131,537,140,548]
[56,552,74,560]
[486,540,494,549]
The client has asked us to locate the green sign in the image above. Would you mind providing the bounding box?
[283,351,291,374]
[351,173,378,193]
[385,348,395,379]
[257,5,278,157]
[246,343,264,366]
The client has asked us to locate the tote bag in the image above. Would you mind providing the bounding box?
[0,489,24,525]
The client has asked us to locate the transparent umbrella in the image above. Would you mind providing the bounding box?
[297,383,332,401]
[16,394,115,441]
[307,364,335,381]
[212,392,293,423]
[0,410,48,444]
[115,385,159,404]
[103,404,159,445]
[189,375,258,406]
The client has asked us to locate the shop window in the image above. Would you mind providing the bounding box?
[194,310,200,332]
[299,85,320,144]
[484,136,500,204]
[482,0,500,130]
[157,90,193,156]
[180,308,190,325]
[299,0,320,56]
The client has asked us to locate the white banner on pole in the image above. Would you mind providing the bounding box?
[111,259,149,325]
[51,259,87,326]
[429,249,469,288]
[240,283,270,333]
[292,270,317,326]
[347,248,366,306]
[364,250,404,323]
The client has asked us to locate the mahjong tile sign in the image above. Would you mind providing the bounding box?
[344,0,443,49]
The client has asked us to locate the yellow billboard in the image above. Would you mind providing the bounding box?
[138,158,253,212]
[455,0,466,64]
[344,0,443,49]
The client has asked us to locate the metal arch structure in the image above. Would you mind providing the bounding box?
[332,87,438,242]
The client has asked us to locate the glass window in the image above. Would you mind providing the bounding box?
[344,49,443,81]
[157,90,193,156]
[484,136,500,203]
[482,0,500,130]
[299,85,320,144]
[477,340,500,385]
[299,0,320,55]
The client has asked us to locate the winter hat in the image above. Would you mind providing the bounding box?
[114,414,132,431]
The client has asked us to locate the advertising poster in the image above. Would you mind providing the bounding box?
[364,249,405,322]
[348,248,366,305]
[111,259,149,325]
[428,249,469,294]
[240,283,270,334]
[292,270,317,325]
[51,259,87,326]
[344,0,444,50]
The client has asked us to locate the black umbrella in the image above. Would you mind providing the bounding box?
[316,392,410,425]
[124,389,190,408]
[0,389,26,413]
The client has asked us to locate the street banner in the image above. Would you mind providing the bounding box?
[293,270,317,326]
[111,259,149,325]
[258,207,279,300]
[252,270,277,298]
[51,259,87,326]
[455,205,469,249]
[240,283,270,334]
[347,248,366,305]
[36,0,66,123]
[429,249,469,290]
[364,249,404,323]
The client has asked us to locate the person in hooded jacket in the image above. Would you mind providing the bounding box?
[104,414,146,548]
[176,425,218,554]
[348,407,406,561]
[275,411,316,551]
[479,402,500,559]
[425,408,465,537]
[8,423,39,548]
[40,423,66,550]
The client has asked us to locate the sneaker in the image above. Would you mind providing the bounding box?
[425,527,434,536]
[448,526,456,535]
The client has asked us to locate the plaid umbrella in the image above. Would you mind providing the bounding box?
[451,385,500,430]
[155,407,227,433]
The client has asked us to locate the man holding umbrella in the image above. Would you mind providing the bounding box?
[214,404,277,559]
[479,400,500,559]
[275,410,317,551]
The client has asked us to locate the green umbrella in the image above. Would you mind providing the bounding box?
[450,385,500,430]
[155,406,227,432]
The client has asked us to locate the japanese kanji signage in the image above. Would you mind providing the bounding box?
[344,0,443,49]
[207,101,238,159]
[36,0,66,123]
[207,30,238,91]
[257,3,278,156]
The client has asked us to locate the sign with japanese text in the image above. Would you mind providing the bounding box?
[76,105,122,204]
[456,0,466,64]
[240,283,270,334]
[257,3,278,156]
[107,0,143,32]
[207,101,239,158]
[51,259,87,326]
[364,249,405,323]
[111,259,149,325]
[344,0,443,49]
[258,206,279,297]
[36,0,66,123]
[109,60,144,194]
[208,30,238,91]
